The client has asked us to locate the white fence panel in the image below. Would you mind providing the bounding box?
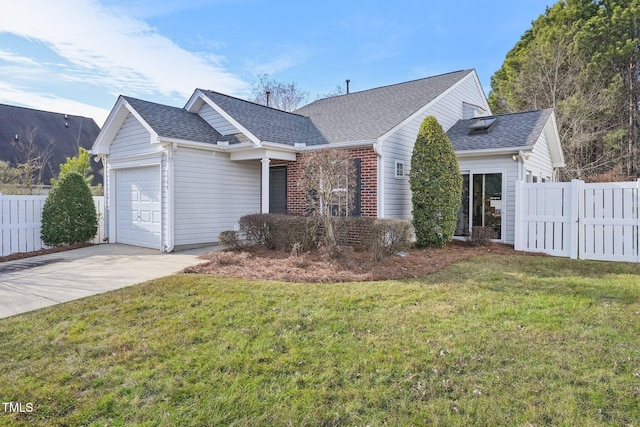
[515,181,574,257]
[580,182,640,262]
[515,180,640,262]
[0,194,105,257]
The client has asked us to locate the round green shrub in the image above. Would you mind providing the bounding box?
[410,116,462,247]
[41,172,97,246]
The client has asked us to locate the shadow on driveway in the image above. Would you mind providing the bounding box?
[0,244,215,319]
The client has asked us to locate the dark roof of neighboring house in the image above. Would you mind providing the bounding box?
[0,103,101,185]
[447,109,553,152]
[198,90,328,146]
[123,96,247,145]
[294,70,474,143]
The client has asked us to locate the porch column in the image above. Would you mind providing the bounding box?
[261,157,270,213]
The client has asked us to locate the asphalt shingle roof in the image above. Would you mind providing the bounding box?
[0,103,101,184]
[294,70,474,143]
[198,90,328,146]
[123,96,248,145]
[447,109,553,152]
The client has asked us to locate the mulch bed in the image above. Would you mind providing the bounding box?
[183,240,525,283]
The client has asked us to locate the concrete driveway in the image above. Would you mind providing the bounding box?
[0,244,213,319]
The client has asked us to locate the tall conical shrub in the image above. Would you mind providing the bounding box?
[41,172,97,246]
[410,116,462,247]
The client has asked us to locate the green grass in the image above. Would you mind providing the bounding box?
[1,255,639,426]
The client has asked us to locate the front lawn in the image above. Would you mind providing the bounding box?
[1,255,639,426]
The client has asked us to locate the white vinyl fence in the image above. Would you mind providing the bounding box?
[0,194,105,257]
[515,179,640,262]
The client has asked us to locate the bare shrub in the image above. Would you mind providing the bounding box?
[470,226,494,246]
[362,219,414,261]
[239,214,320,251]
[239,214,271,246]
[218,230,242,250]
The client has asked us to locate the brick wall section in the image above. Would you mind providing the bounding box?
[270,146,378,217]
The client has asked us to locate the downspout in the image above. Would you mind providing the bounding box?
[97,154,109,242]
[517,150,524,182]
[373,141,384,218]
[164,142,177,253]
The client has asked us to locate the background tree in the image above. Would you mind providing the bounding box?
[489,0,639,180]
[41,172,97,246]
[0,161,28,194]
[298,148,356,246]
[11,125,54,192]
[51,147,94,187]
[316,85,345,100]
[410,116,462,247]
[251,74,309,111]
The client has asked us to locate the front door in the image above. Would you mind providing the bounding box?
[269,166,287,213]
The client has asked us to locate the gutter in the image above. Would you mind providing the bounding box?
[455,146,533,158]
[301,139,376,151]
[158,137,253,152]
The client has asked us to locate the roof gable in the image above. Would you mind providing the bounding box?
[122,97,231,144]
[294,70,474,143]
[196,90,327,146]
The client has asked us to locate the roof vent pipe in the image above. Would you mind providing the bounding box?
[265,90,271,107]
[346,79,350,94]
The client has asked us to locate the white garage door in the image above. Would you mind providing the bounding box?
[116,166,162,249]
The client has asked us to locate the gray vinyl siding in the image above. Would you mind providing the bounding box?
[108,113,155,159]
[173,147,260,246]
[524,133,554,182]
[457,156,519,245]
[197,103,239,136]
[382,73,488,219]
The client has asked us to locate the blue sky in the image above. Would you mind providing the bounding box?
[0,0,552,125]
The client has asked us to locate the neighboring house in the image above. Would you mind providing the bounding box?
[0,104,102,185]
[92,69,564,251]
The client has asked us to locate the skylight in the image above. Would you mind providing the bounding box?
[468,117,497,134]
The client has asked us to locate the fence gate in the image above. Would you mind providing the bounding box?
[515,180,640,262]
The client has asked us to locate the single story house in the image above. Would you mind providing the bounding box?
[91,69,564,251]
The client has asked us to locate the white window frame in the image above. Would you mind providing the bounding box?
[395,160,407,179]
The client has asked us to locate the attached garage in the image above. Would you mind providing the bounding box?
[92,95,263,252]
[114,166,162,249]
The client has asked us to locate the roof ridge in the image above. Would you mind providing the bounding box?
[0,102,95,120]
[309,69,473,103]
[122,95,187,111]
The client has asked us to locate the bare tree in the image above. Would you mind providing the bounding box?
[251,74,309,111]
[11,126,54,193]
[316,85,345,100]
[298,149,356,246]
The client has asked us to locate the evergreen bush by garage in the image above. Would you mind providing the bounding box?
[41,172,98,246]
[410,116,462,247]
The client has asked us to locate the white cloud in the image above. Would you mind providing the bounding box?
[249,48,310,77]
[0,81,111,125]
[0,0,247,100]
[0,49,40,66]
